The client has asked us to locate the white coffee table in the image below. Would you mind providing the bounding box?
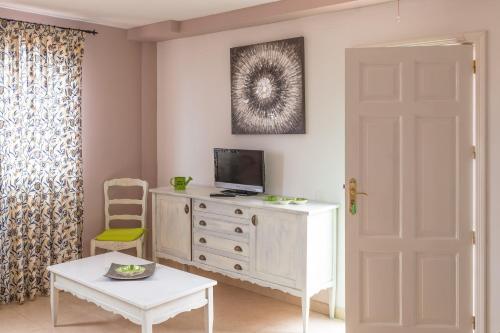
[48,252,216,333]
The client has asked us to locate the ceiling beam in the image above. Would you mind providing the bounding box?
[127,0,393,42]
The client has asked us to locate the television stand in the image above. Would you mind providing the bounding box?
[151,185,339,333]
[221,189,259,196]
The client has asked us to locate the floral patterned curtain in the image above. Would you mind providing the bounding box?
[0,19,85,303]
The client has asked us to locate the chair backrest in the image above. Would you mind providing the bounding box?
[104,178,148,230]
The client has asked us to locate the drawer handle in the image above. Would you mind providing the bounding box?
[251,215,258,226]
[199,203,206,209]
[199,237,207,244]
[234,208,243,215]
[184,204,189,214]
[199,255,206,261]
[234,264,242,271]
[199,220,207,226]
[234,245,243,252]
[234,227,243,234]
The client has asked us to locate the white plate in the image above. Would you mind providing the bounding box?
[277,200,292,205]
[292,199,308,205]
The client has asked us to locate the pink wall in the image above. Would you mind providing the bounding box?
[140,42,158,258]
[0,8,156,257]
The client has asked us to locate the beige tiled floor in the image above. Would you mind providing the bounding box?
[0,283,345,333]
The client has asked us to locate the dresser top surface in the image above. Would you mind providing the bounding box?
[150,185,339,215]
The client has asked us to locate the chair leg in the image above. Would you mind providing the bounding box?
[142,238,146,259]
[90,239,96,256]
[136,240,143,258]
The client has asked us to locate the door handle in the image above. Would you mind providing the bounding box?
[348,178,368,215]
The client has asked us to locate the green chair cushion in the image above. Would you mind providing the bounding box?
[95,228,145,242]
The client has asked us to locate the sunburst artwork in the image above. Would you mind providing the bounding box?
[230,37,305,134]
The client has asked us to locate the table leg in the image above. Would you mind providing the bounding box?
[204,287,214,333]
[50,272,59,326]
[141,323,152,333]
[142,313,153,333]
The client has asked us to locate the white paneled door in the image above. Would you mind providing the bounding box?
[346,46,474,333]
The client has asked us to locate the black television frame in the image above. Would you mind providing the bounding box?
[213,148,265,195]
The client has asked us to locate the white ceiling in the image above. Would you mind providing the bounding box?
[0,0,280,29]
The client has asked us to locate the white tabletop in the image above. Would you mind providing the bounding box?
[48,252,216,310]
[150,185,339,216]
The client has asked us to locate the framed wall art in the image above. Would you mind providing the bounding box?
[230,37,305,134]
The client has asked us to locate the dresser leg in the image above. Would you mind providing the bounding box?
[204,287,214,333]
[301,295,310,333]
[328,285,336,319]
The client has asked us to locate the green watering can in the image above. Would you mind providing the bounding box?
[170,176,193,191]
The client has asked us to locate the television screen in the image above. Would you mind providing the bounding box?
[214,148,265,193]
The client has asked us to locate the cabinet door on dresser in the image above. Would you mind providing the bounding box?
[251,210,303,288]
[155,195,192,261]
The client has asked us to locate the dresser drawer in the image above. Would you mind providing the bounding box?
[193,214,250,237]
[193,231,249,257]
[193,199,251,219]
[194,249,249,274]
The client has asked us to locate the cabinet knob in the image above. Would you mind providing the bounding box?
[199,203,206,209]
[199,255,206,261]
[234,227,243,234]
[199,220,207,226]
[234,208,243,215]
[199,237,207,244]
[234,245,243,252]
[234,264,242,271]
[184,204,190,214]
[251,215,258,226]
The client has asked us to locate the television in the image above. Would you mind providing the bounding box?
[214,148,265,195]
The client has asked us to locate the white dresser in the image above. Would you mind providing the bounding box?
[150,185,339,333]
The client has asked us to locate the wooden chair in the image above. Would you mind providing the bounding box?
[90,178,148,258]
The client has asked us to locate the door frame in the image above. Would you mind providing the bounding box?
[353,31,487,333]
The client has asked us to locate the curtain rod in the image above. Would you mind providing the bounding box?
[0,17,98,35]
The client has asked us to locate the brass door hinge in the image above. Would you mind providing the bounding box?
[473,60,477,74]
[472,145,477,159]
[472,231,476,245]
[472,315,476,330]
